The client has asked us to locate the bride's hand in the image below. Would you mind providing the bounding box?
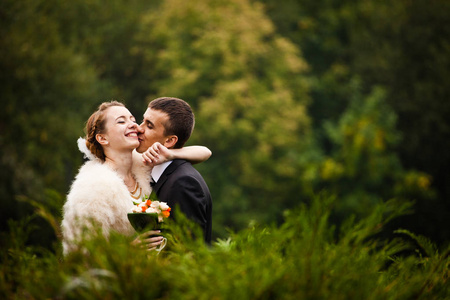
[132,230,166,251]
[142,142,172,167]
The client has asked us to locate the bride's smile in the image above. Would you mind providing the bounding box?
[97,106,141,151]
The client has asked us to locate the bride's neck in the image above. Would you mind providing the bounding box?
[104,150,134,180]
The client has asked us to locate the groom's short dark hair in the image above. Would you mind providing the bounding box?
[149,97,194,149]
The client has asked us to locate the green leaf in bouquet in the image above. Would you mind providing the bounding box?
[149,191,159,201]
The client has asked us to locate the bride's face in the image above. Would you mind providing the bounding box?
[98,106,140,151]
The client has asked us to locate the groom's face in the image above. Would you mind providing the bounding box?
[136,108,170,153]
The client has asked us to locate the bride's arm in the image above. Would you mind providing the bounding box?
[142,142,211,166]
[168,145,212,164]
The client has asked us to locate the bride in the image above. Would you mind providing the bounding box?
[61,101,211,254]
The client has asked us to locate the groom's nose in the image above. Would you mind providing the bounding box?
[137,123,145,134]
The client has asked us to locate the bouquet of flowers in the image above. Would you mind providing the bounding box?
[128,193,171,232]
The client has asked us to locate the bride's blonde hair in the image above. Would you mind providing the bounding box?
[85,101,125,161]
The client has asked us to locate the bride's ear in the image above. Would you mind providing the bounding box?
[96,134,109,146]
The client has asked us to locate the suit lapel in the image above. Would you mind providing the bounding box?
[152,159,186,194]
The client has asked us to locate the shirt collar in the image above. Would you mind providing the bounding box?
[151,160,173,183]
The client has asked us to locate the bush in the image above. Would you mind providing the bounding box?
[0,194,448,299]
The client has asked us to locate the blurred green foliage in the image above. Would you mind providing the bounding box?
[259,0,450,242]
[0,0,107,230]
[1,0,449,276]
[1,194,449,299]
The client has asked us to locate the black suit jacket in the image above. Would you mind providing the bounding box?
[152,159,212,243]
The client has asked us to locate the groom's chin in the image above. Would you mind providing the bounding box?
[135,144,145,153]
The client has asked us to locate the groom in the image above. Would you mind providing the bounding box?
[136,97,212,244]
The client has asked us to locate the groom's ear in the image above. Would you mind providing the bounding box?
[163,135,178,149]
[96,134,109,146]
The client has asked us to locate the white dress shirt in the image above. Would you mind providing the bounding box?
[151,161,173,183]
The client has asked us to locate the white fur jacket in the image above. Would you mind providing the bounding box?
[61,139,152,254]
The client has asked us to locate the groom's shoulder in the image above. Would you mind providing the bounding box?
[171,159,203,177]
[171,159,194,172]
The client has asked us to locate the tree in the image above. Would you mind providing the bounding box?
[0,0,105,235]
[129,0,313,235]
[321,83,433,220]
[259,0,450,244]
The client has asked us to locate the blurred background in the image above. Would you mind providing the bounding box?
[1,0,449,248]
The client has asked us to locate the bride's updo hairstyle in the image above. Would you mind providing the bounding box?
[85,101,125,161]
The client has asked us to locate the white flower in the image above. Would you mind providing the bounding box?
[159,202,170,210]
[131,206,141,213]
[145,207,159,214]
[129,194,171,223]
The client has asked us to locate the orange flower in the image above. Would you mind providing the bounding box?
[162,210,170,218]
[146,199,152,206]
[141,206,147,212]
